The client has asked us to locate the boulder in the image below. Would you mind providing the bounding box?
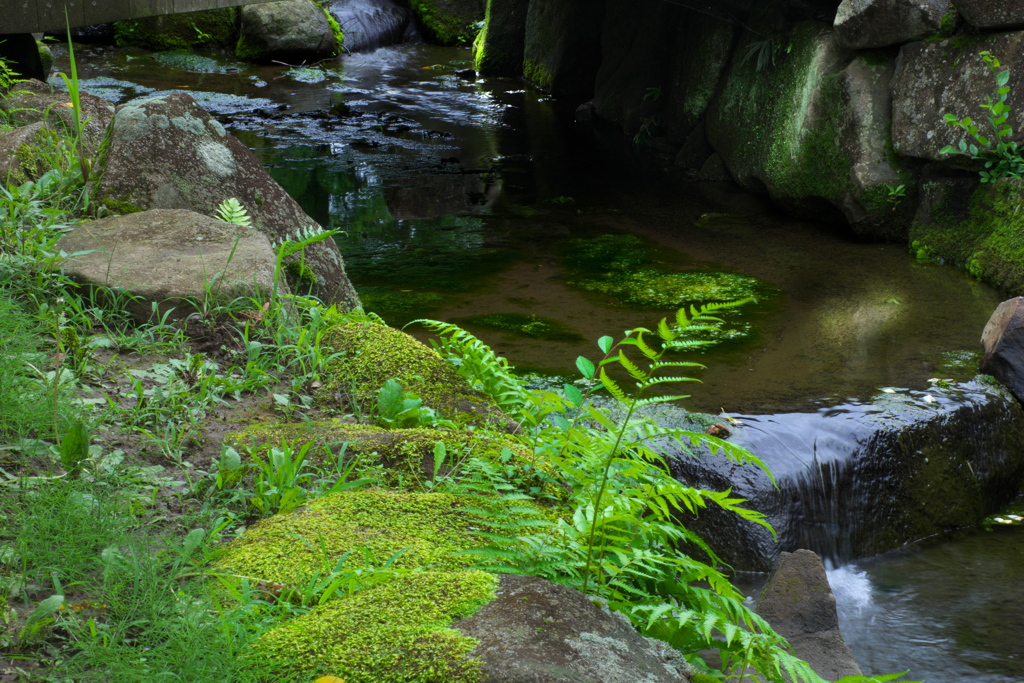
[474,0,529,77]
[755,550,862,680]
[453,574,695,683]
[96,91,360,309]
[522,0,604,101]
[113,8,238,50]
[0,79,115,156]
[408,0,485,46]
[54,209,285,323]
[0,33,45,82]
[981,298,1024,403]
[892,32,1024,163]
[326,0,415,53]
[0,123,59,185]
[909,176,1024,293]
[669,378,1024,571]
[236,0,339,62]
[834,0,953,48]
[951,0,1024,29]
[705,18,913,239]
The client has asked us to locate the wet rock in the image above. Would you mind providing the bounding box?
[981,298,1024,403]
[892,32,1024,163]
[455,68,477,80]
[523,0,604,101]
[756,550,862,680]
[237,0,339,63]
[909,176,1024,293]
[326,0,415,53]
[0,79,115,155]
[408,0,484,46]
[705,16,912,240]
[474,0,529,78]
[669,379,1024,571]
[453,574,696,683]
[951,0,1024,29]
[834,0,953,48]
[54,209,285,323]
[97,91,360,309]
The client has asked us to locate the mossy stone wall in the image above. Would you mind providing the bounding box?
[113,8,238,50]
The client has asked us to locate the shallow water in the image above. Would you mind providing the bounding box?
[51,37,1024,681]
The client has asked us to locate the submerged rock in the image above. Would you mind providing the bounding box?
[454,574,696,683]
[670,379,1024,571]
[756,550,862,680]
[54,209,283,322]
[96,91,360,309]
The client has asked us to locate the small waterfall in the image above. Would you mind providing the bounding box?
[669,379,1024,571]
[327,0,421,53]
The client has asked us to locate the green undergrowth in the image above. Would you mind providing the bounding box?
[114,8,239,50]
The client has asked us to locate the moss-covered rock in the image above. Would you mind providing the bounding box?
[0,79,115,157]
[318,321,503,425]
[706,17,915,239]
[252,569,495,682]
[113,8,238,50]
[225,421,554,492]
[0,123,60,186]
[910,176,1024,293]
[408,0,484,46]
[473,0,528,77]
[522,0,603,100]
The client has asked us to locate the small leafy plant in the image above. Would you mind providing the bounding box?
[940,51,1024,182]
[216,197,252,227]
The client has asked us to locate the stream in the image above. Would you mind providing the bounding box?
[49,37,1022,682]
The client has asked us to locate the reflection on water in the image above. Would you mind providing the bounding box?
[51,43,1004,416]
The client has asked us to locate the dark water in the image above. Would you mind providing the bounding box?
[51,40,1021,681]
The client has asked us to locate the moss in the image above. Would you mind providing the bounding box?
[36,42,53,76]
[408,0,481,46]
[216,490,537,585]
[322,7,345,52]
[234,33,265,62]
[96,195,144,216]
[225,421,555,493]
[251,570,493,681]
[318,321,501,425]
[452,313,583,342]
[285,259,318,283]
[522,59,554,91]
[114,8,238,50]
[910,178,1024,294]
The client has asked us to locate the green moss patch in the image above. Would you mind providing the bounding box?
[251,570,494,682]
[217,490,530,585]
[114,8,238,50]
[319,321,502,425]
[408,0,482,46]
[452,313,583,343]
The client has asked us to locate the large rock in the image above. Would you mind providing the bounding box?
[408,0,485,46]
[981,298,1024,403]
[522,0,604,101]
[951,0,1024,29]
[705,19,913,239]
[474,0,529,77]
[909,176,1024,293]
[834,0,953,48]
[756,550,862,680]
[327,0,416,53]
[55,209,284,322]
[96,91,360,309]
[453,574,695,683]
[669,379,1024,571]
[892,32,1024,163]
[0,79,115,155]
[236,0,339,62]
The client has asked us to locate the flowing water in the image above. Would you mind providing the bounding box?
[50,36,1023,681]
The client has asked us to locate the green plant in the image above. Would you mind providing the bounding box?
[941,51,1024,182]
[217,197,252,227]
[884,183,906,206]
[55,15,91,184]
[375,378,446,429]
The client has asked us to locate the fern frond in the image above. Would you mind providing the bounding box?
[216,197,251,227]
